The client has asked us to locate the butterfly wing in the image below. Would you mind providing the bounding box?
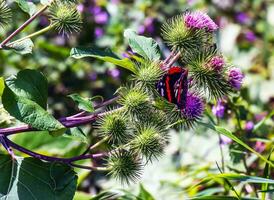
[157,66,187,105]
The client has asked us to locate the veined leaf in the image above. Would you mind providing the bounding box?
[70,46,137,74]
[4,39,34,55]
[0,155,77,200]
[64,127,88,144]
[68,93,94,112]
[5,69,48,109]
[2,86,65,136]
[15,0,36,16]
[124,29,160,61]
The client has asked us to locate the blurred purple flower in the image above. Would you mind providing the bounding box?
[94,11,108,24]
[181,92,204,120]
[138,17,155,35]
[209,56,225,71]
[212,100,225,118]
[111,0,120,3]
[77,4,84,13]
[94,27,104,38]
[138,25,145,34]
[108,68,120,79]
[245,121,254,132]
[212,0,234,9]
[184,11,218,32]
[245,31,256,42]
[54,36,65,45]
[235,12,250,24]
[39,16,49,26]
[254,141,265,153]
[220,135,232,145]
[228,67,244,90]
[88,72,98,81]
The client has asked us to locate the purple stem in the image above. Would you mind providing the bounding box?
[0,96,120,136]
[5,137,105,163]
[0,5,49,48]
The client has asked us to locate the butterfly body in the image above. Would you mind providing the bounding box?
[157,66,188,108]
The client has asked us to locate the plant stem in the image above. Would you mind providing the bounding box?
[82,136,110,155]
[0,97,120,136]
[5,137,105,164]
[165,52,181,70]
[7,25,54,46]
[0,4,51,48]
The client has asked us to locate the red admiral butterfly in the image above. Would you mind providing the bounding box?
[156,66,188,108]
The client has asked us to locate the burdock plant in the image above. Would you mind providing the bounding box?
[0,5,253,198]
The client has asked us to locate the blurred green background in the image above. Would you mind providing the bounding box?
[0,0,274,199]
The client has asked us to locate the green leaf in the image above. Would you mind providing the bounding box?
[5,69,48,109]
[0,154,77,200]
[261,148,273,200]
[70,46,137,74]
[4,39,34,54]
[68,93,94,112]
[0,77,4,96]
[15,0,36,16]
[188,196,260,200]
[64,127,88,144]
[2,86,66,136]
[198,122,274,168]
[138,184,155,200]
[124,29,160,61]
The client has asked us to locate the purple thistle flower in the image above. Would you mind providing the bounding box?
[183,11,218,32]
[94,11,108,24]
[209,56,225,71]
[181,92,204,120]
[228,67,244,90]
[212,100,225,118]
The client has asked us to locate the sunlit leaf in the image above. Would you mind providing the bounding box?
[70,46,137,73]
[68,93,94,112]
[124,29,160,61]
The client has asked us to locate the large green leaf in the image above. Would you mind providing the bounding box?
[0,154,77,200]
[5,69,48,109]
[124,29,160,61]
[2,86,65,136]
[70,46,137,73]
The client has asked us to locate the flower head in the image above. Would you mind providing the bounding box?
[183,11,218,32]
[209,56,225,71]
[181,92,204,121]
[228,67,244,90]
[212,100,225,118]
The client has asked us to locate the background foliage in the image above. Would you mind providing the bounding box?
[0,0,274,199]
